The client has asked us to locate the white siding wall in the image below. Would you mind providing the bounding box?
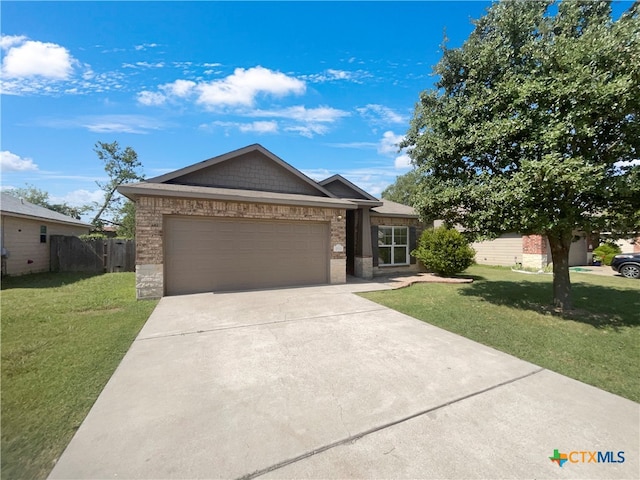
[1,215,90,275]
[472,233,523,266]
[614,238,637,253]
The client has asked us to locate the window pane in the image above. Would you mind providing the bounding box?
[394,227,408,245]
[378,227,392,246]
[379,247,391,265]
[393,246,408,264]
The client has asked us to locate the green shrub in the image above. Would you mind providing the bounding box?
[411,226,475,276]
[593,243,622,266]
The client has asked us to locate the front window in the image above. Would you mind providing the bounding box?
[378,226,408,266]
[40,225,47,243]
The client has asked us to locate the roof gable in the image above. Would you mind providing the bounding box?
[0,193,91,227]
[147,144,333,197]
[318,174,379,201]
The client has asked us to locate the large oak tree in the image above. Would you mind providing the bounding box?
[402,0,640,310]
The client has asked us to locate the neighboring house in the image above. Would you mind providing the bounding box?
[607,235,640,254]
[118,144,424,299]
[0,193,91,276]
[471,232,591,268]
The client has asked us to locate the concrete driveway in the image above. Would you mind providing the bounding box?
[50,282,638,479]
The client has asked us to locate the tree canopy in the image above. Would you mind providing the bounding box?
[91,141,144,228]
[4,185,90,220]
[381,170,421,206]
[402,0,640,310]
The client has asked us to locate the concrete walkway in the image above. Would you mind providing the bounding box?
[50,282,638,479]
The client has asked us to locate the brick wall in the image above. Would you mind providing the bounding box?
[522,234,547,254]
[370,216,422,229]
[135,195,346,298]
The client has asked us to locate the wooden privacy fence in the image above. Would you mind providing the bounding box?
[50,236,135,273]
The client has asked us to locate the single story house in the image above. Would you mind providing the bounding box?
[471,232,591,269]
[118,144,424,299]
[0,193,91,276]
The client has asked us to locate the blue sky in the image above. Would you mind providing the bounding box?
[2,1,512,214]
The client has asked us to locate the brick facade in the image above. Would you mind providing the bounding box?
[522,234,549,269]
[135,195,346,298]
[522,234,548,254]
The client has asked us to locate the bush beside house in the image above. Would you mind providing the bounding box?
[412,226,475,276]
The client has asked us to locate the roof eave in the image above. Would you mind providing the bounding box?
[0,211,91,228]
[370,211,420,219]
[118,184,357,210]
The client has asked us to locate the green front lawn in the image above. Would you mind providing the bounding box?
[360,265,640,402]
[1,272,157,480]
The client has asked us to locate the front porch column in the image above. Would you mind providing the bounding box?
[354,208,373,279]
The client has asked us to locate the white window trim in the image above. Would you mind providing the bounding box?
[378,226,409,266]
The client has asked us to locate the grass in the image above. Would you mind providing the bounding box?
[360,265,640,403]
[1,272,158,480]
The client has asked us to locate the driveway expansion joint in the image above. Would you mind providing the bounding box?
[237,367,546,480]
[136,307,390,341]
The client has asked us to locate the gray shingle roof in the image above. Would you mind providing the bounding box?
[371,199,418,217]
[0,193,91,227]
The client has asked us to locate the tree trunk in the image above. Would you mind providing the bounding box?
[547,229,573,311]
[90,187,116,226]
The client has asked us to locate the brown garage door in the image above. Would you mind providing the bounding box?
[164,216,329,295]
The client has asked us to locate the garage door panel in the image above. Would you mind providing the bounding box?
[165,216,329,295]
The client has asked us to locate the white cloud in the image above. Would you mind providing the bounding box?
[137,90,167,106]
[79,115,165,134]
[134,43,159,51]
[40,114,167,134]
[375,131,412,170]
[161,79,196,97]
[303,68,370,84]
[51,189,104,207]
[252,105,349,123]
[358,104,407,125]
[203,120,279,135]
[123,61,165,69]
[195,66,305,108]
[394,154,412,169]
[247,105,349,138]
[1,36,75,79]
[240,121,278,134]
[0,151,39,172]
[284,124,329,138]
[378,131,405,156]
[0,35,27,50]
[137,67,306,109]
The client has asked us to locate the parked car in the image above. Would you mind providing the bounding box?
[610,253,640,279]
